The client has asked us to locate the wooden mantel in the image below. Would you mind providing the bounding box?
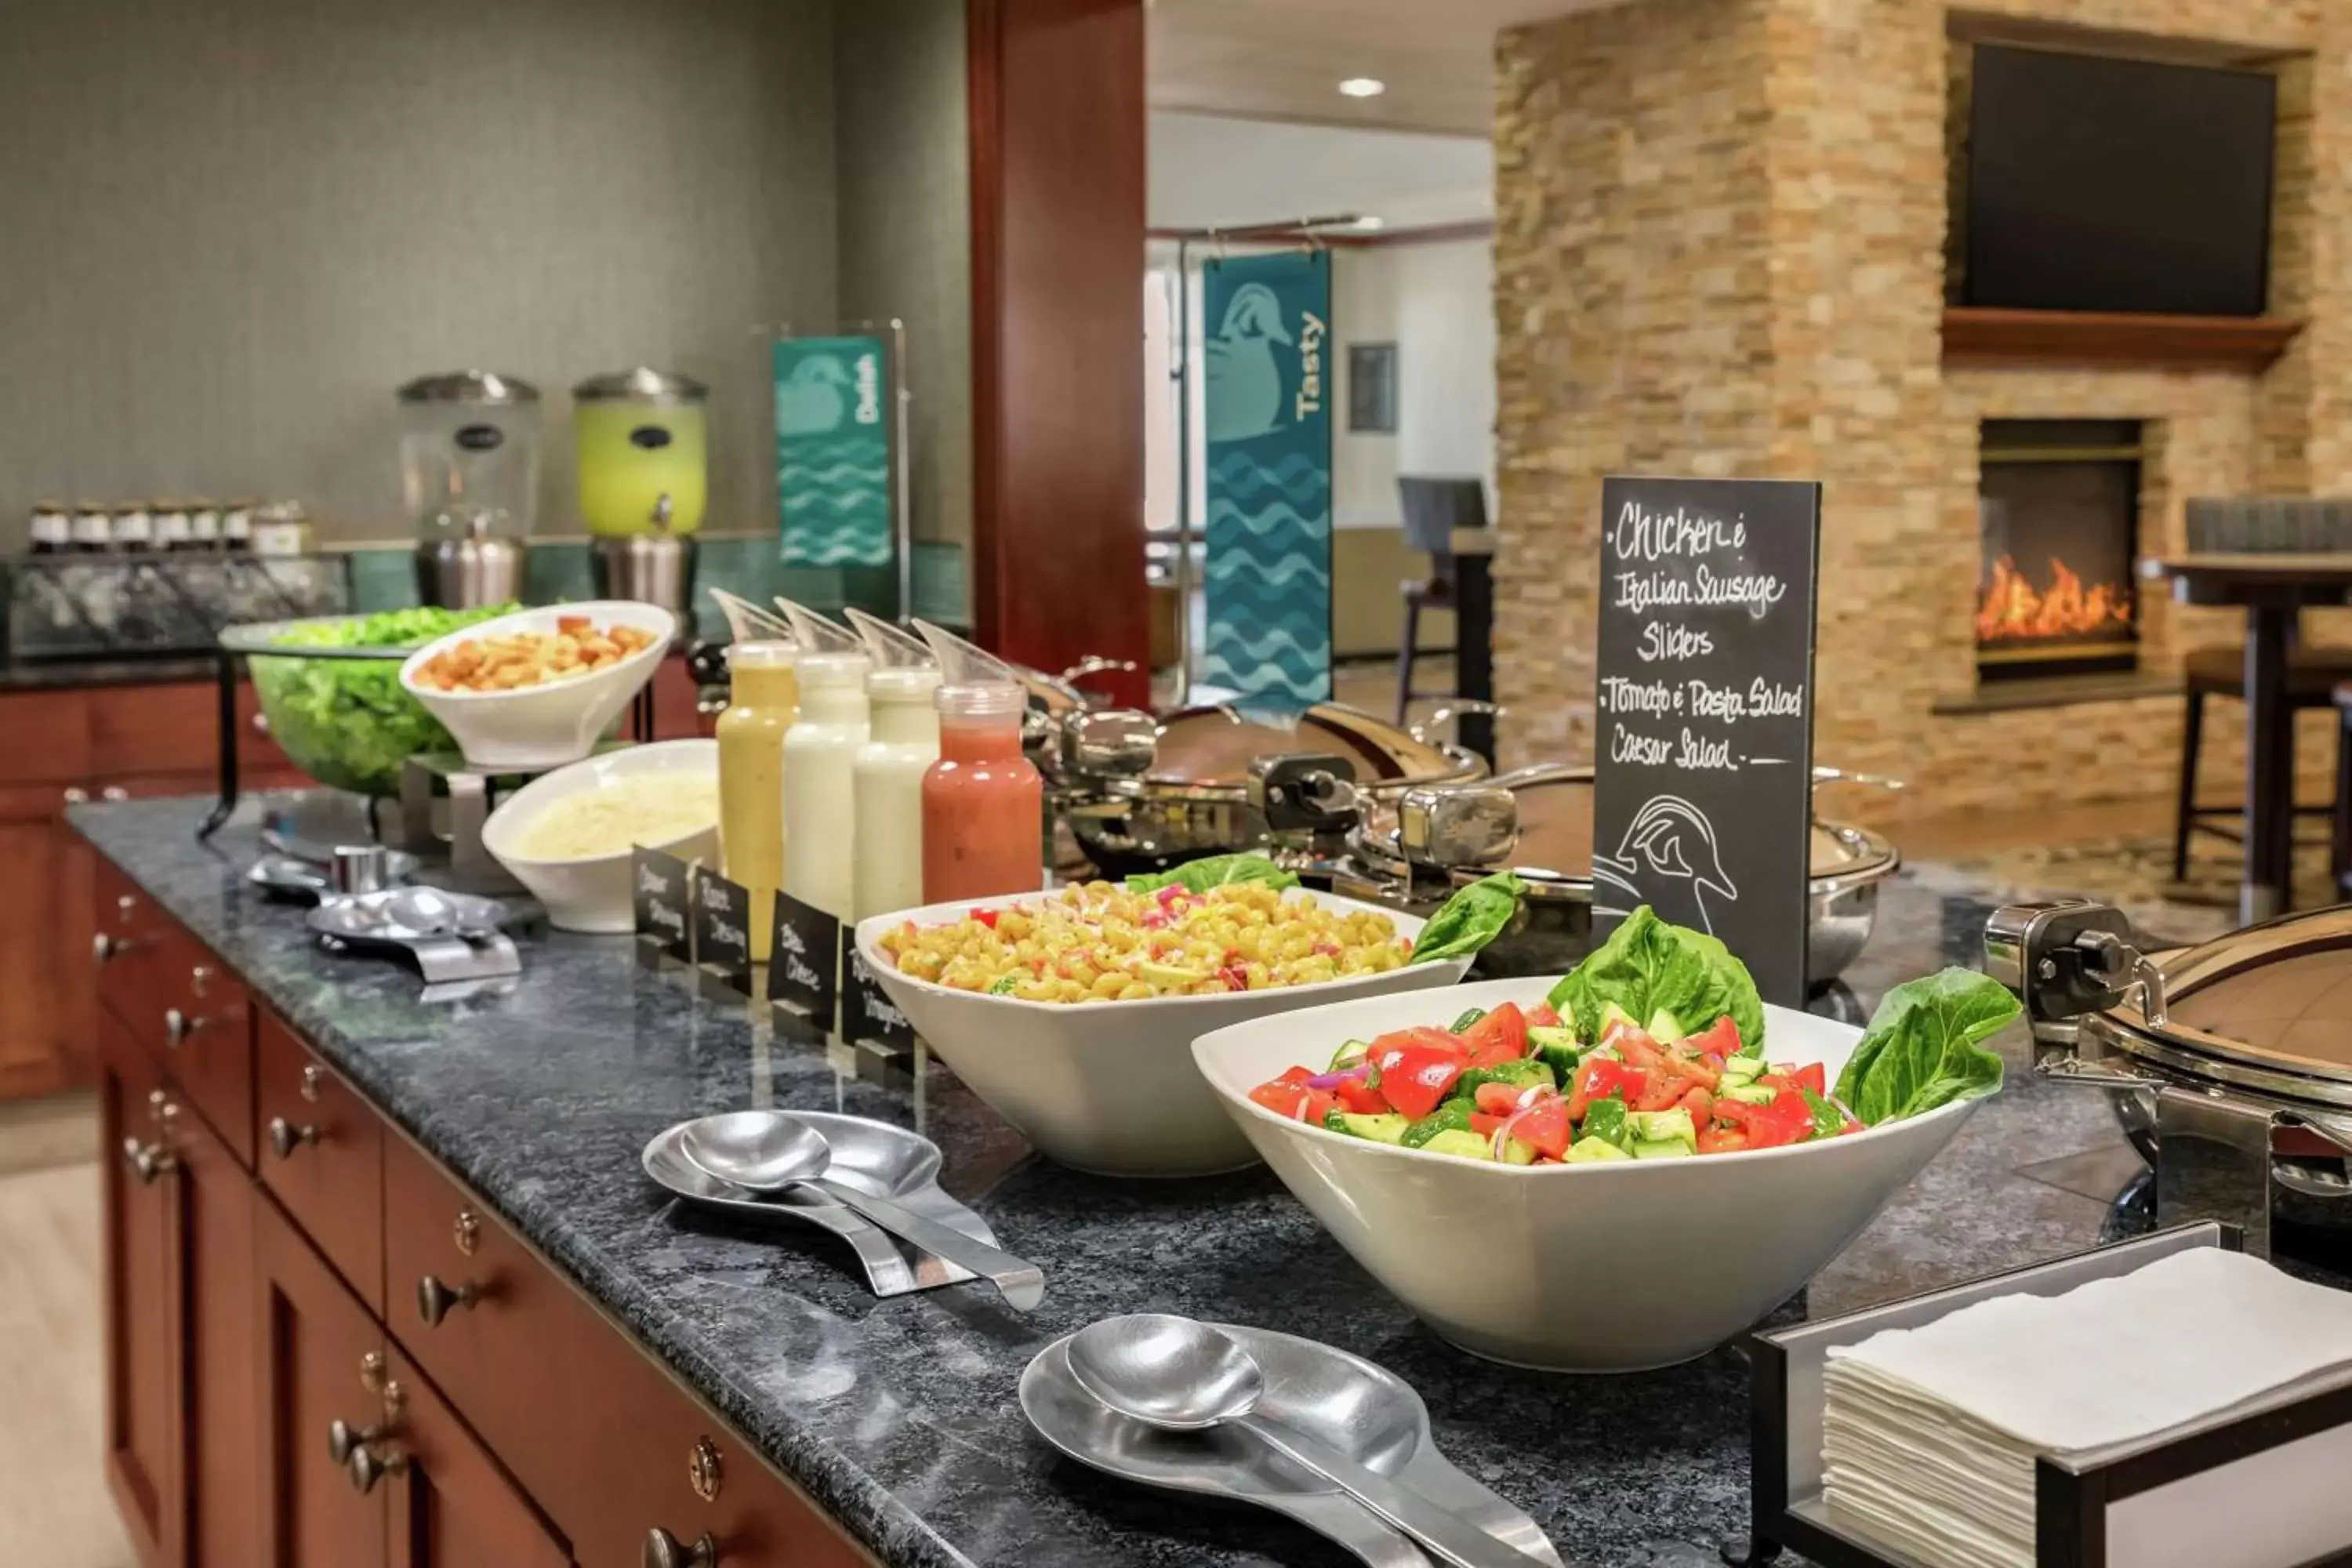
[1942,307,2303,373]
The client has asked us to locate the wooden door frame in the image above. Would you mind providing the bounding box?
[967,0,1151,708]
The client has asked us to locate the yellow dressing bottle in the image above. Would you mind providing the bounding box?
[711,592,799,960]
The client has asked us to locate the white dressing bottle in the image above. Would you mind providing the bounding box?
[844,608,942,922]
[776,600,870,922]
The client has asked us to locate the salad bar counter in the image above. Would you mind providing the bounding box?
[71,793,2165,1568]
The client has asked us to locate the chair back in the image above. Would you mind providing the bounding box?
[1398,477,1486,560]
[2187,497,2352,554]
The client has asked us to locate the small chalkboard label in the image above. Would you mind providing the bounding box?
[693,869,755,999]
[631,848,695,967]
[840,949,917,1053]
[1591,476,1821,1007]
[766,890,841,1030]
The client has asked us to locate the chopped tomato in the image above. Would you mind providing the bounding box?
[1370,1027,1468,1071]
[1459,1002,1529,1066]
[1686,1016,1744,1059]
[1695,1123,1749,1155]
[971,907,1000,929]
[1526,1004,1562,1029]
[1501,1094,1570,1160]
[1216,965,1249,992]
[1567,1057,1642,1118]
[1608,1029,1667,1073]
[1741,1089,1815,1149]
[1334,1076,1387,1116]
[1630,1070,1687,1113]
[1785,1061,1828,1098]
[1660,1050,1720,1090]
[1377,1044,1466,1120]
[1675,1085,1714,1123]
[1247,1076,1338,1123]
[1470,1111,1507,1138]
[1474,1081,1526,1116]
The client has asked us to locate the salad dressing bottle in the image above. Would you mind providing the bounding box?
[914,620,1044,904]
[711,591,798,961]
[777,601,870,922]
[844,608,941,922]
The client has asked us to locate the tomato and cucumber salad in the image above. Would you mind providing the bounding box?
[1245,997,1858,1165]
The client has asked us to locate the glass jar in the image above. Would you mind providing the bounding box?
[921,683,1044,903]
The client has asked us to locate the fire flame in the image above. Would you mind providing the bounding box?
[1976,556,2136,644]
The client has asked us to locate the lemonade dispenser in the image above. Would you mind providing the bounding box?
[575,367,709,616]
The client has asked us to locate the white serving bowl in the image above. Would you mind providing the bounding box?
[399,601,676,771]
[1194,977,1987,1371]
[854,891,1472,1178]
[481,739,719,932]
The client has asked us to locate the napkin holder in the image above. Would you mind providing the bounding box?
[1740,1222,2352,1568]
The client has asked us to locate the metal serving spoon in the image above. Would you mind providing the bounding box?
[1066,1314,1552,1568]
[678,1112,1045,1311]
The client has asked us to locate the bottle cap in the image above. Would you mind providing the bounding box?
[709,587,797,670]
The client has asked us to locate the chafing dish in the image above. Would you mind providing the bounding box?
[1312,761,1900,987]
[1989,898,2352,1256]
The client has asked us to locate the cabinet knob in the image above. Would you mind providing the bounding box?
[416,1274,479,1327]
[121,1138,176,1185]
[62,786,87,804]
[326,1419,386,1467]
[162,1007,205,1047]
[644,1529,719,1568]
[92,931,139,964]
[100,786,129,802]
[267,1117,320,1160]
[346,1441,408,1495]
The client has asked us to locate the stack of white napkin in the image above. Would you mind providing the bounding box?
[1822,1248,2352,1568]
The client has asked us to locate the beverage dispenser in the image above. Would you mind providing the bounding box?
[573,367,709,618]
[401,371,541,608]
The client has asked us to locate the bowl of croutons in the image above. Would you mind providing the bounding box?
[399,601,676,770]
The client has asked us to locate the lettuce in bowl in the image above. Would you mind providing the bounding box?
[247,605,515,796]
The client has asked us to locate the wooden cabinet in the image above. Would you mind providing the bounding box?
[100,1015,180,1568]
[255,1198,391,1568]
[96,871,880,1568]
[385,1347,570,1568]
[0,784,88,1098]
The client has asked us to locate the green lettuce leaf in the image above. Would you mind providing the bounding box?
[1546,906,1767,1053]
[1408,873,1526,965]
[1124,852,1300,896]
[1835,967,2019,1125]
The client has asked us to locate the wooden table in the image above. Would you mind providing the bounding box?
[2148,553,2352,924]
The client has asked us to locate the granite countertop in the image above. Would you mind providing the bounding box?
[71,799,2149,1568]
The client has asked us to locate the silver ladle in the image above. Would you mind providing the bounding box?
[1066,1314,1552,1568]
[678,1112,1044,1311]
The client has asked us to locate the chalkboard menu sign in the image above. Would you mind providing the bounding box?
[840,949,917,1053]
[766,890,841,1030]
[1592,476,1821,1006]
[630,848,695,967]
[693,870,755,1000]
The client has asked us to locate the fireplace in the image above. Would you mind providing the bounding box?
[1976,419,2142,681]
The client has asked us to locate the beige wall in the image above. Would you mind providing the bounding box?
[836,0,974,594]
[1494,0,2352,819]
[0,0,842,544]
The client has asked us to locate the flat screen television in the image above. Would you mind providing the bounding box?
[1965,44,2276,318]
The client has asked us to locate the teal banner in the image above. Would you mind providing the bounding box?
[775,334,893,568]
[1201,251,1334,706]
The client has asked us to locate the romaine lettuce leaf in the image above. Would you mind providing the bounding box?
[1407,872,1526,965]
[1547,906,1767,1053]
[1124,852,1300,896]
[1835,967,2018,1124]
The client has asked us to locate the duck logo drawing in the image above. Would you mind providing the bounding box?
[1591,794,1739,935]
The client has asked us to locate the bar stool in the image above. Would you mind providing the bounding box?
[1395,477,1487,724]
[2173,643,2352,881]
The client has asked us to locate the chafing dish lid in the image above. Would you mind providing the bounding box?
[1131,702,1483,797]
[2108,907,2352,1085]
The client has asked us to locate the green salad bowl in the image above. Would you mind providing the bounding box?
[227,604,517,797]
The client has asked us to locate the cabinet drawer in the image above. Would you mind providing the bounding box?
[0,688,91,784]
[387,1347,570,1568]
[382,1133,875,1568]
[255,1009,384,1311]
[91,859,182,1045]
[150,928,252,1164]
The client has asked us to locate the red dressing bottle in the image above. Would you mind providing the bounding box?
[913,622,1044,903]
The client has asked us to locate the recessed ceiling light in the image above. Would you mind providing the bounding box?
[1355,216,1386,230]
[1338,78,1386,98]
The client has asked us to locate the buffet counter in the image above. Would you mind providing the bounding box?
[71,797,2143,1567]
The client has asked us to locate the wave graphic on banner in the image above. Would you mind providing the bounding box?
[1204,454,1332,703]
[779,431,891,567]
